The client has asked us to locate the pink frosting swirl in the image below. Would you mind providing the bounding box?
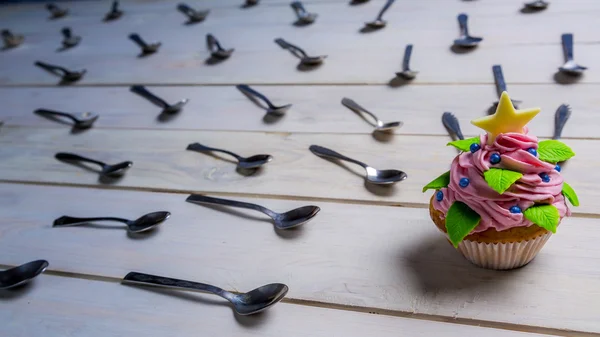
[433,129,571,233]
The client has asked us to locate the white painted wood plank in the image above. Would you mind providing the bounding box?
[0,127,592,213]
[0,183,598,333]
[0,274,550,337]
[0,84,595,139]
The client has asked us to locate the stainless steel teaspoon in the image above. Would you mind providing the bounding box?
[275,38,327,66]
[396,44,418,79]
[130,85,189,114]
[0,260,49,289]
[177,3,209,23]
[55,152,133,177]
[365,0,395,28]
[341,97,402,132]
[61,27,81,48]
[187,142,272,169]
[206,34,234,59]
[104,0,124,21]
[2,30,24,49]
[34,109,99,129]
[53,211,170,233]
[122,271,288,315]
[310,145,407,185]
[34,61,86,82]
[453,13,483,47]
[559,33,587,75]
[291,1,317,24]
[129,33,161,55]
[492,65,521,108]
[236,84,292,115]
[442,112,464,140]
[553,104,571,139]
[186,194,320,229]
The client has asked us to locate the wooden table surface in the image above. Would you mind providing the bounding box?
[1,0,599,336]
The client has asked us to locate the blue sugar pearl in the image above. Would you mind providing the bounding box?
[489,153,501,164]
[436,190,444,201]
[527,148,537,156]
[509,206,522,214]
[539,173,550,183]
[469,143,481,153]
[459,178,470,188]
[555,164,561,172]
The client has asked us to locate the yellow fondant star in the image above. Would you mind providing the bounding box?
[471,91,540,144]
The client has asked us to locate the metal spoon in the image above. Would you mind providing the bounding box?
[275,38,327,66]
[559,33,587,75]
[524,0,548,10]
[453,13,483,47]
[291,1,317,24]
[187,143,272,169]
[442,112,464,140]
[105,0,124,21]
[129,33,161,55]
[236,84,292,115]
[0,260,49,289]
[309,145,407,185]
[492,65,521,108]
[61,27,81,48]
[34,61,86,82]
[46,3,68,19]
[186,194,319,229]
[245,0,259,6]
[53,211,170,233]
[123,271,288,315]
[396,44,418,79]
[206,34,234,59]
[34,109,99,129]
[553,104,571,140]
[342,97,402,132]
[178,3,209,23]
[365,0,395,28]
[130,85,189,114]
[55,152,133,176]
[2,29,24,48]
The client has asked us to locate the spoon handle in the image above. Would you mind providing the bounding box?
[236,84,276,108]
[130,85,170,108]
[34,109,79,123]
[53,216,128,227]
[186,194,274,217]
[376,0,395,20]
[111,0,120,13]
[562,33,574,62]
[442,112,464,140]
[553,104,571,140]
[128,33,148,48]
[402,44,413,71]
[2,30,13,38]
[341,97,380,126]
[206,34,223,52]
[309,145,368,168]
[55,152,106,167]
[123,272,233,299]
[61,27,72,39]
[35,61,68,75]
[274,38,308,58]
[457,13,469,36]
[177,3,194,16]
[291,1,306,14]
[186,142,242,160]
[492,65,508,97]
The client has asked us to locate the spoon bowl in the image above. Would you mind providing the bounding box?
[126,211,171,233]
[300,55,327,66]
[238,154,273,169]
[396,70,418,80]
[267,103,293,115]
[365,19,386,28]
[375,121,403,132]
[298,12,317,23]
[524,0,548,9]
[163,99,189,114]
[63,69,86,82]
[274,205,320,229]
[231,283,289,315]
[212,48,234,59]
[365,167,407,185]
[454,36,483,47]
[101,161,133,176]
[559,61,587,75]
[142,42,161,55]
[0,260,49,289]
[63,36,81,48]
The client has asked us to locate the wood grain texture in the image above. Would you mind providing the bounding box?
[1,1,599,85]
[0,126,592,213]
[0,274,552,337]
[0,84,595,138]
[1,183,599,333]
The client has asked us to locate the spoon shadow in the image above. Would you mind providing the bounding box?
[372,131,394,143]
[275,225,305,240]
[234,310,271,328]
[236,166,262,177]
[364,180,395,196]
[319,157,364,179]
[388,76,411,88]
[349,0,369,5]
[262,113,284,124]
[449,44,476,54]
[1,45,19,52]
[127,227,161,240]
[296,62,322,72]
[359,25,383,34]
[98,174,125,185]
[157,111,180,123]
[205,56,227,66]
[553,71,582,85]
[292,20,312,27]
[0,282,36,299]
[520,7,544,14]
[56,45,74,53]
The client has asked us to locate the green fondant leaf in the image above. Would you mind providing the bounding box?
[445,201,481,247]
[537,140,575,163]
[422,171,451,193]
[446,136,480,152]
[483,168,523,194]
[562,182,580,207]
[523,204,560,233]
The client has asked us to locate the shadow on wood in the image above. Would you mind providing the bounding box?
[553,71,583,85]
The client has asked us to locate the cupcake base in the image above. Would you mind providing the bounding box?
[429,197,552,270]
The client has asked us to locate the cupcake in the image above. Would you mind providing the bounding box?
[423,92,579,270]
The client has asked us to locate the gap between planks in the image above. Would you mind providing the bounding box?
[1,179,598,221]
[0,265,590,337]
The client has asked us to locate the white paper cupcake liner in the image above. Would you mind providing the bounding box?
[455,232,552,270]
